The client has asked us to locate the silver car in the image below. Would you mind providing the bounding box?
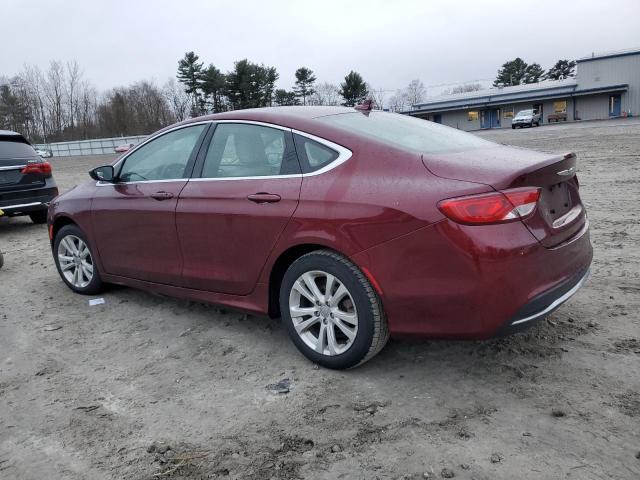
[512,109,541,128]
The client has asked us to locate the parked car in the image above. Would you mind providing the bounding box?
[0,130,58,224]
[34,147,53,158]
[114,143,135,153]
[512,109,541,128]
[48,107,592,369]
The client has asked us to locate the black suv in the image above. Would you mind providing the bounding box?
[0,130,58,223]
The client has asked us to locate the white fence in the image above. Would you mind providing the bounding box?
[33,135,147,157]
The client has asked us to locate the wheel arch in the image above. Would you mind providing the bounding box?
[268,243,344,318]
[50,215,77,244]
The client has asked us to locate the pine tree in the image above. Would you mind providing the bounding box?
[339,71,368,106]
[524,63,545,84]
[177,51,204,115]
[224,59,279,110]
[293,67,316,105]
[493,58,528,86]
[545,60,576,80]
[0,85,30,133]
[274,89,299,106]
[201,64,226,113]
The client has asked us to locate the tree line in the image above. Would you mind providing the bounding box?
[0,53,578,144]
[175,51,370,114]
[493,58,576,86]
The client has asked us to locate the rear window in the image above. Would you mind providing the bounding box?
[0,139,37,160]
[317,112,494,154]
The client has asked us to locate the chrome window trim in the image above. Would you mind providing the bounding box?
[291,128,353,177]
[98,119,353,186]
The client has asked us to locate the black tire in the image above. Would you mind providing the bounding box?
[29,210,48,224]
[279,249,389,369]
[511,125,516,129]
[53,224,105,295]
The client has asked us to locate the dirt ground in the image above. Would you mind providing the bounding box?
[1,118,639,480]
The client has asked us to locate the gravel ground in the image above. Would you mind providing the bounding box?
[1,119,639,480]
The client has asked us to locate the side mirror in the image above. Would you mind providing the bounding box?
[89,165,115,182]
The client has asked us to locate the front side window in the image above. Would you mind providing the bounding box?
[118,124,206,182]
[202,123,289,178]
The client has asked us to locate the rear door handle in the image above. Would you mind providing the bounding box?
[247,193,281,204]
[150,191,174,201]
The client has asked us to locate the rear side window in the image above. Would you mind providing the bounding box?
[317,111,495,154]
[294,135,339,173]
[0,140,37,160]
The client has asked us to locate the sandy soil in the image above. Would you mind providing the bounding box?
[1,119,639,480]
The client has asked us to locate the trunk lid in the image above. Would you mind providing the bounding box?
[423,145,586,248]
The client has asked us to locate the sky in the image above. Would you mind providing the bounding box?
[3,0,640,96]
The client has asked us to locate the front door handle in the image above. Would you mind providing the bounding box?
[247,193,281,204]
[150,191,174,201]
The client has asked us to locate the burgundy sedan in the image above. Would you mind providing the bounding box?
[48,107,592,369]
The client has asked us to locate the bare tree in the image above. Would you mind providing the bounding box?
[45,61,66,140]
[310,82,340,106]
[404,79,426,107]
[387,89,409,112]
[163,78,190,121]
[369,87,388,110]
[65,60,82,133]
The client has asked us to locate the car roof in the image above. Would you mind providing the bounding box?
[167,106,370,144]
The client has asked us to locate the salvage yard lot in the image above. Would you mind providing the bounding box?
[1,119,639,480]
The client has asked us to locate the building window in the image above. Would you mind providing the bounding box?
[503,107,514,118]
[554,101,567,113]
[468,111,478,121]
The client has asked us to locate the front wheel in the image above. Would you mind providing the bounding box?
[53,224,104,295]
[279,250,389,369]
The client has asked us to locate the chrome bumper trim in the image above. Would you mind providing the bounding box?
[0,201,48,210]
[511,269,590,326]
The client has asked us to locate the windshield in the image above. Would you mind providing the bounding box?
[516,110,533,117]
[317,112,495,154]
[0,139,37,160]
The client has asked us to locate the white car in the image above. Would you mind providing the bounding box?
[34,148,53,158]
[512,109,541,128]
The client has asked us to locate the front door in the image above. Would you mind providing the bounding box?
[609,95,622,117]
[176,122,302,295]
[92,123,208,284]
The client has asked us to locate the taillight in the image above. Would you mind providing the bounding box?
[438,187,541,225]
[21,161,52,177]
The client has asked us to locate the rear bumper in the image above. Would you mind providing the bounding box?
[0,186,58,216]
[352,217,593,338]
[495,267,590,336]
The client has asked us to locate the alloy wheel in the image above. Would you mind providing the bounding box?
[288,270,358,356]
[57,235,94,289]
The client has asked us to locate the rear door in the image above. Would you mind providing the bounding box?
[91,123,209,284]
[176,122,302,294]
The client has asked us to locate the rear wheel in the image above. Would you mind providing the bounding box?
[29,210,48,224]
[279,250,388,369]
[53,224,104,295]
